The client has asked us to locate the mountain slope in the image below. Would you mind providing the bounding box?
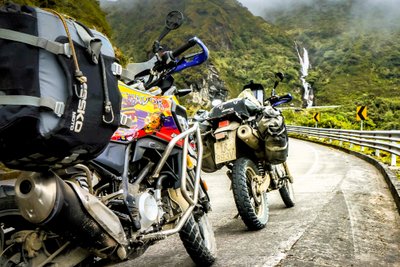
[103,0,300,100]
[263,0,400,106]
[6,0,111,35]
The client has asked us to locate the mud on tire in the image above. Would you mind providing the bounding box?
[279,177,295,208]
[231,157,269,230]
[180,213,217,266]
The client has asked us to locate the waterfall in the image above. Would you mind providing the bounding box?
[296,43,314,107]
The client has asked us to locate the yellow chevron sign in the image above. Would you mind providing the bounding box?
[313,112,320,122]
[356,106,367,121]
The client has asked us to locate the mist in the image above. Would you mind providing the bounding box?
[237,0,315,16]
[237,0,400,31]
[100,0,139,9]
[351,0,400,32]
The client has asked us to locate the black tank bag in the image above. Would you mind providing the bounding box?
[0,4,122,170]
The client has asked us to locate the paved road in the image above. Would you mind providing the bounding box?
[114,138,400,266]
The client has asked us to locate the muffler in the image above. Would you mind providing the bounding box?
[237,124,261,150]
[15,172,127,259]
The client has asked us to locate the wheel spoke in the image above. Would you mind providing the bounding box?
[246,167,262,205]
[232,157,269,230]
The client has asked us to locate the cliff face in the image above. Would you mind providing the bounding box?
[188,64,228,108]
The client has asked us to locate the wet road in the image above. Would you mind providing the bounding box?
[114,138,400,266]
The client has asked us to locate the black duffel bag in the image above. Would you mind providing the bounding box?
[0,4,122,170]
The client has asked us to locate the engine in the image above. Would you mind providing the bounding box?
[135,191,161,231]
[127,183,189,234]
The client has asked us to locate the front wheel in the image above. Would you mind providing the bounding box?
[231,157,269,230]
[275,163,295,208]
[180,213,217,266]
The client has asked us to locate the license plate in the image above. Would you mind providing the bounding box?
[214,131,236,164]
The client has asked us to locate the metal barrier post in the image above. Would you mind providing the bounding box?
[391,140,397,166]
[360,121,365,152]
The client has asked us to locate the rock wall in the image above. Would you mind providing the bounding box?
[189,64,228,108]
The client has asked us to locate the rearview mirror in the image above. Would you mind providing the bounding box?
[157,10,184,42]
[165,11,184,30]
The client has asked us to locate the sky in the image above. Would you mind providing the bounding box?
[237,0,400,14]
[237,0,400,16]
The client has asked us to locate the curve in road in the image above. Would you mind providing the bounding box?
[112,138,400,267]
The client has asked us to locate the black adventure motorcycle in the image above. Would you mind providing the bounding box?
[0,11,216,266]
[198,73,295,230]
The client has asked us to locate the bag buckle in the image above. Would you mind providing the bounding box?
[120,113,133,128]
[112,62,123,76]
[54,101,65,117]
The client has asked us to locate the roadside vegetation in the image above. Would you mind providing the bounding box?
[282,95,400,130]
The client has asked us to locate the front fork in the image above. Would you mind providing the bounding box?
[283,161,294,183]
[141,123,205,240]
[255,162,271,194]
[266,161,293,190]
[187,169,212,219]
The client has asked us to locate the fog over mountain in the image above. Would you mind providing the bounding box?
[238,0,400,32]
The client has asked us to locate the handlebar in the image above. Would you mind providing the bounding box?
[172,37,209,73]
[129,36,208,92]
[266,93,293,107]
[172,38,197,57]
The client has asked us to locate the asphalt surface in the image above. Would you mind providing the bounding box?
[113,138,400,267]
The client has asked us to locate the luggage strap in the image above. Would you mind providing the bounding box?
[0,28,71,56]
[45,9,87,84]
[72,22,116,124]
[73,22,102,64]
[0,95,65,117]
[49,9,115,125]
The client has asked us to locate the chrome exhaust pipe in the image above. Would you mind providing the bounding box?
[15,172,127,259]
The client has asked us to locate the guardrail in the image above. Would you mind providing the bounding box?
[287,125,400,166]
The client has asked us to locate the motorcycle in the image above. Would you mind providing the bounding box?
[0,11,216,266]
[199,73,295,230]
